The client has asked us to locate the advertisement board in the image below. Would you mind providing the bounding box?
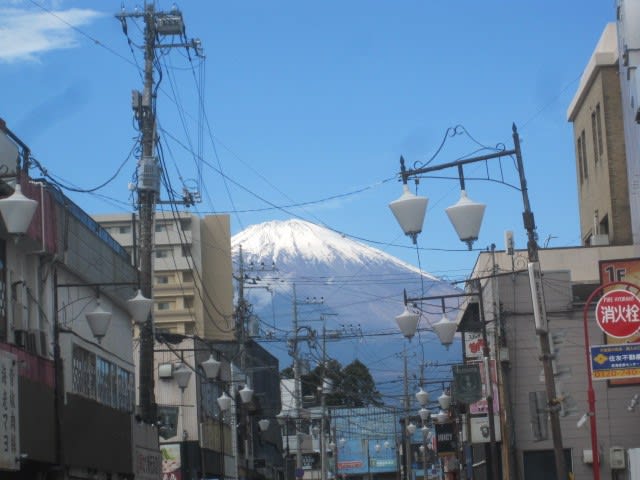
[161,443,182,480]
[469,414,502,443]
[590,343,640,380]
[599,258,640,385]
[468,359,500,416]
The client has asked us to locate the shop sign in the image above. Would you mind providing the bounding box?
[0,351,19,471]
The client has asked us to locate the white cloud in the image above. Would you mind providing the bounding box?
[0,7,103,63]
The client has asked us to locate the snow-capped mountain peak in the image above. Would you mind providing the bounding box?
[232,219,437,280]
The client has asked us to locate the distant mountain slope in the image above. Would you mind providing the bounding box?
[231,219,462,401]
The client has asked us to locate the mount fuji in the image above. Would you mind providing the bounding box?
[231,219,462,400]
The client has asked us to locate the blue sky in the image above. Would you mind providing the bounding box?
[1,1,616,280]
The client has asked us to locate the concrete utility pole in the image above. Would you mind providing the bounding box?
[136,3,159,425]
[289,286,325,476]
[512,130,567,480]
[116,4,202,425]
[292,284,303,474]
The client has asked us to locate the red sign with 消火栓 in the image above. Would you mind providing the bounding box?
[595,289,640,338]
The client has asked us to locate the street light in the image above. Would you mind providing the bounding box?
[415,388,429,407]
[85,300,112,344]
[0,182,38,235]
[431,300,458,349]
[56,281,153,343]
[258,419,270,433]
[395,308,418,480]
[400,289,499,480]
[437,391,451,411]
[389,124,567,480]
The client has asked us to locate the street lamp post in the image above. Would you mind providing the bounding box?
[403,287,499,480]
[389,124,567,480]
[277,412,292,480]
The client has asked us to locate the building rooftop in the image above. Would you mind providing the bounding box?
[567,22,619,121]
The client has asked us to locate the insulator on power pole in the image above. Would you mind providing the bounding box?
[137,156,161,193]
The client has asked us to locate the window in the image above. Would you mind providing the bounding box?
[182,271,193,283]
[181,245,191,257]
[591,111,599,163]
[577,136,584,183]
[118,225,131,234]
[155,249,170,259]
[71,345,134,412]
[155,223,165,233]
[157,302,172,311]
[184,296,194,309]
[97,357,117,408]
[155,275,170,285]
[523,449,572,480]
[180,219,191,231]
[72,344,96,399]
[600,214,610,235]
[579,129,588,181]
[596,103,603,156]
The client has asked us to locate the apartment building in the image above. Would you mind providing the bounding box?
[94,212,235,341]
[568,23,632,247]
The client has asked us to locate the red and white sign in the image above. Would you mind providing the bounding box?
[596,289,640,338]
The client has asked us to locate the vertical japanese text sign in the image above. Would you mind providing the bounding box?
[0,351,19,470]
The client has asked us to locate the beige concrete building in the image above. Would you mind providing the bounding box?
[93,212,235,341]
[568,23,632,247]
[463,244,640,479]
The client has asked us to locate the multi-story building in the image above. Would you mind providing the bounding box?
[93,212,235,340]
[0,122,159,480]
[95,212,283,480]
[462,243,640,479]
[568,23,632,247]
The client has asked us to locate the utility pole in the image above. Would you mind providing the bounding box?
[134,3,158,425]
[318,313,339,480]
[320,320,327,480]
[116,4,202,425]
[289,286,324,477]
[513,129,567,480]
[292,284,303,474]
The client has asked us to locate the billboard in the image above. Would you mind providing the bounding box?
[599,258,640,385]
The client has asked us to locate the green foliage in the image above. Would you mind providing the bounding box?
[281,358,381,407]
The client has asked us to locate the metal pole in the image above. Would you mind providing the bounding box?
[579,282,632,480]
[321,321,328,480]
[396,124,565,476]
[292,284,303,474]
[403,344,411,480]
[512,125,567,480]
[221,411,226,480]
[367,439,372,480]
[475,282,500,480]
[52,269,64,469]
